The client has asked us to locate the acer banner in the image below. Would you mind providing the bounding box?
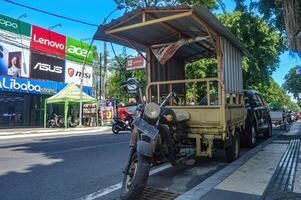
[66,37,94,64]
[31,25,66,58]
[65,60,93,87]
[30,52,65,82]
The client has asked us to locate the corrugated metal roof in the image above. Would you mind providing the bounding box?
[93,5,250,58]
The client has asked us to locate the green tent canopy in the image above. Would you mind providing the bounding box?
[44,83,98,128]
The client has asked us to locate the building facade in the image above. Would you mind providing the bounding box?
[0,14,94,128]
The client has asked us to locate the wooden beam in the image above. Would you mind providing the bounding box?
[191,13,217,43]
[106,11,143,31]
[106,11,193,34]
[142,11,146,22]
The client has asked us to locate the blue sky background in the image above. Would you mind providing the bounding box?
[0,0,300,86]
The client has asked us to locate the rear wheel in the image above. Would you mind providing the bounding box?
[225,131,240,162]
[244,117,256,148]
[120,153,150,200]
[264,121,272,138]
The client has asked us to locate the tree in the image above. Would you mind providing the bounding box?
[218,11,286,87]
[237,0,301,54]
[106,55,147,104]
[248,78,298,111]
[114,0,222,11]
[283,65,301,99]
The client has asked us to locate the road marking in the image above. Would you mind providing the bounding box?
[50,141,129,154]
[77,163,173,200]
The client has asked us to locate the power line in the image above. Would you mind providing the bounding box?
[4,0,99,27]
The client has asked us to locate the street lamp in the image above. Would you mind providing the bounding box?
[17,13,28,76]
[78,6,123,127]
[48,23,62,30]
[17,13,27,20]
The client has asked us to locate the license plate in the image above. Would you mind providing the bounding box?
[134,118,159,140]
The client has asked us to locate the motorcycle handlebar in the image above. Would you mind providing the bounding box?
[160,92,177,107]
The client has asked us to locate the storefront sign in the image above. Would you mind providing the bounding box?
[65,60,92,87]
[31,25,66,58]
[126,56,145,70]
[30,52,65,82]
[0,14,31,37]
[0,75,56,94]
[0,75,93,95]
[0,40,30,77]
[66,37,94,64]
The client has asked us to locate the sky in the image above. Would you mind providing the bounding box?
[0,0,300,86]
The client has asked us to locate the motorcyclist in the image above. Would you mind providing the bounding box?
[117,103,133,128]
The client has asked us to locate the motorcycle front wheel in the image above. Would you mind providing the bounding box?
[112,124,121,134]
[120,152,150,200]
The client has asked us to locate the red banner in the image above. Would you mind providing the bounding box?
[31,25,66,58]
[126,57,145,70]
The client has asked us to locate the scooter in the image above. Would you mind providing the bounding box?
[47,113,64,128]
[112,113,134,134]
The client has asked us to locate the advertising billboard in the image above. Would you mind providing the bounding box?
[30,52,65,82]
[0,75,93,95]
[0,41,30,78]
[66,37,94,64]
[0,14,31,37]
[126,56,145,70]
[31,25,66,58]
[65,60,93,87]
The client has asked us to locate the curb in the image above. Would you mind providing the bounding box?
[176,133,281,200]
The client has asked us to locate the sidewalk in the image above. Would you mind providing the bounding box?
[0,126,112,139]
[177,122,301,200]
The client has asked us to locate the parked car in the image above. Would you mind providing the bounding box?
[243,90,272,147]
[270,110,287,130]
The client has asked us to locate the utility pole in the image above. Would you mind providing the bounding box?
[99,52,102,100]
[78,6,122,127]
[103,41,107,101]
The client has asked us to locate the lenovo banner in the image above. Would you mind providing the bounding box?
[0,40,30,78]
[66,37,94,64]
[65,60,93,87]
[31,25,66,58]
[0,14,31,37]
[30,52,65,82]
[126,57,145,70]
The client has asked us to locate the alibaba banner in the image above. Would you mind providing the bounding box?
[0,14,31,37]
[66,37,94,65]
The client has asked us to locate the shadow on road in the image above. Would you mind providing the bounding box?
[0,132,131,200]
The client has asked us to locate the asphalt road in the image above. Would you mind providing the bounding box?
[0,127,285,200]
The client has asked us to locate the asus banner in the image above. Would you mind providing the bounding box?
[30,52,65,82]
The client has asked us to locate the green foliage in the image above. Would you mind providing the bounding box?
[185,58,217,79]
[218,11,286,87]
[106,55,147,103]
[114,0,221,11]
[248,78,298,112]
[250,0,285,33]
[283,65,301,99]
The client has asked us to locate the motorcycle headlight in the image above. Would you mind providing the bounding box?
[144,102,160,120]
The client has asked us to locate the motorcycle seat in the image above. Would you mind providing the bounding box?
[174,110,190,122]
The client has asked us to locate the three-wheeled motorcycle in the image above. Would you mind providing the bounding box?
[94,5,251,199]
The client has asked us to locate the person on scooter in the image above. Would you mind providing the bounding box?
[117,103,133,128]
